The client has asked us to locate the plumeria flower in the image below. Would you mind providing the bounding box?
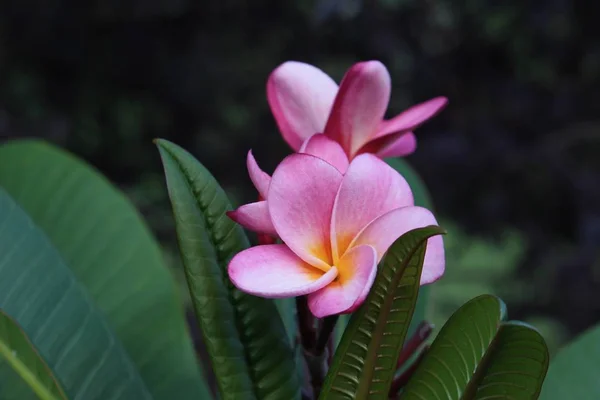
[267,60,448,163]
[228,153,444,317]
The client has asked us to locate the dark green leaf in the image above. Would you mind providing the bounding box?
[0,312,66,400]
[0,139,209,400]
[320,226,446,399]
[156,139,300,400]
[0,188,151,399]
[540,323,600,400]
[401,295,548,400]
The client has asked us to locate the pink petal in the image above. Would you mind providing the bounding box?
[247,150,271,198]
[299,134,350,173]
[375,132,417,158]
[268,154,343,271]
[227,201,276,235]
[331,154,413,263]
[324,61,391,157]
[307,244,377,317]
[229,244,338,298]
[267,61,339,151]
[375,96,448,138]
[359,131,417,158]
[350,206,445,285]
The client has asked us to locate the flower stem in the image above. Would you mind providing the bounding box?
[296,296,316,350]
[315,315,338,355]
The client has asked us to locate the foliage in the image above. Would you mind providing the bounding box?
[427,220,569,355]
[541,323,600,400]
[0,140,208,399]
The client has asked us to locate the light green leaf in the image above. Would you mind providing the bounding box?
[402,294,548,399]
[320,226,446,399]
[156,139,300,400]
[0,188,151,399]
[0,312,66,400]
[0,139,209,400]
[540,324,600,400]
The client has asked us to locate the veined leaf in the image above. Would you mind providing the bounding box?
[0,312,66,400]
[0,140,209,400]
[320,226,446,399]
[540,323,600,400]
[0,188,151,399]
[401,294,548,399]
[156,139,300,400]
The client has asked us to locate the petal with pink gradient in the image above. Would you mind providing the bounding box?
[374,96,448,138]
[358,131,417,158]
[307,245,377,317]
[350,206,445,285]
[374,132,417,158]
[247,150,271,198]
[227,201,276,235]
[299,134,350,173]
[324,61,391,157]
[229,244,338,298]
[267,62,339,151]
[331,154,413,262]
[268,154,343,271]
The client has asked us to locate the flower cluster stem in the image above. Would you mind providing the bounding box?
[296,299,340,398]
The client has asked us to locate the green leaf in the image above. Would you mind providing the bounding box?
[0,139,209,400]
[0,188,151,399]
[402,294,549,399]
[386,157,433,339]
[540,324,600,400]
[320,226,446,399]
[156,139,300,400]
[0,312,66,400]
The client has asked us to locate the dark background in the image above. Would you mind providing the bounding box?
[1,0,598,352]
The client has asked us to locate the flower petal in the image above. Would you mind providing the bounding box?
[267,61,339,151]
[375,96,448,138]
[269,154,343,271]
[360,131,417,158]
[307,244,377,317]
[299,134,350,173]
[350,206,445,285]
[227,201,276,235]
[229,244,338,298]
[331,154,413,262]
[324,61,391,157]
[377,132,417,158]
[247,150,271,198]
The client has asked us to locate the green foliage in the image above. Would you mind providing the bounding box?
[0,188,151,399]
[156,139,300,400]
[541,324,600,400]
[0,312,66,400]
[0,140,209,399]
[427,220,568,355]
[320,226,445,399]
[402,295,549,399]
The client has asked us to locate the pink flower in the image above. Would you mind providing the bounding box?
[267,60,448,163]
[227,153,445,317]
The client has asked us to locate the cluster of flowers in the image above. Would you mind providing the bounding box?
[227,61,447,318]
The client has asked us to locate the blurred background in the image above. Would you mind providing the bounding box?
[1,0,598,355]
